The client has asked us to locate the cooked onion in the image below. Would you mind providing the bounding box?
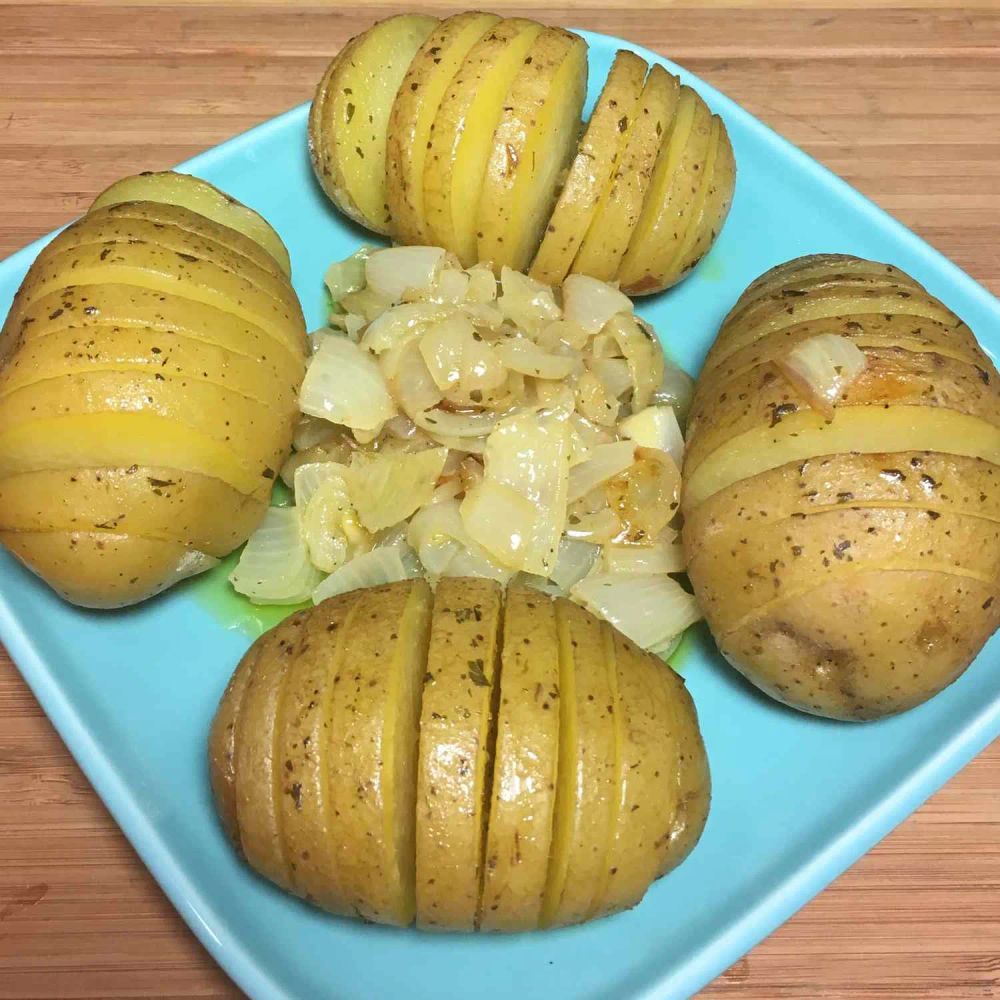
[346,447,448,532]
[230,507,322,605]
[619,405,685,467]
[312,543,421,603]
[365,246,445,302]
[562,273,633,334]
[777,333,867,420]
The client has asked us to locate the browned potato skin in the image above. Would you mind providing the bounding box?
[683,254,1000,720]
[209,580,710,929]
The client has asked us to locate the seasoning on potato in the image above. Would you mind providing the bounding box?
[0,170,307,608]
[682,254,1000,720]
[209,579,710,930]
[308,11,735,292]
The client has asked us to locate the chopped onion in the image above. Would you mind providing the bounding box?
[230,506,322,604]
[383,338,443,416]
[416,406,498,439]
[619,405,684,467]
[652,363,695,424]
[292,414,344,452]
[513,572,565,597]
[498,266,561,333]
[293,460,350,508]
[365,246,445,302]
[777,333,867,420]
[459,334,506,394]
[340,286,393,323]
[607,447,681,543]
[325,248,370,312]
[604,314,665,410]
[550,538,600,590]
[575,370,620,426]
[300,335,396,432]
[361,302,452,354]
[465,264,498,303]
[428,267,471,304]
[602,541,685,575]
[565,505,623,543]
[495,337,576,379]
[567,441,636,502]
[570,573,701,655]
[299,472,372,573]
[420,314,473,390]
[562,273,633,334]
[346,447,449,532]
[589,357,632,399]
[312,542,421,603]
[407,499,513,584]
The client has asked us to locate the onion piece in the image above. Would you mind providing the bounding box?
[428,267,471,304]
[550,538,600,590]
[407,499,513,584]
[312,542,421,603]
[602,541,685,575]
[589,357,633,399]
[420,314,473,390]
[607,447,681,543]
[299,471,372,573]
[570,572,702,655]
[365,246,445,302]
[361,302,452,354]
[567,441,636,502]
[565,505,623,543]
[777,333,867,420]
[561,273,633,334]
[498,266,561,333]
[619,405,684,467]
[325,248,370,313]
[494,337,577,379]
[603,314,665,410]
[346,447,449,532]
[652,363,695,424]
[465,264,498,303]
[230,506,322,605]
[575,370,620,426]
[300,335,396,432]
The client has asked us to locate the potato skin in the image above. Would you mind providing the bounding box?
[0,171,305,607]
[683,255,1000,719]
[209,580,709,930]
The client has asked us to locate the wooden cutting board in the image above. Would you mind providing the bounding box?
[0,2,997,997]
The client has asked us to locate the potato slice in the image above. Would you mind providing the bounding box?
[13,241,305,360]
[683,452,1000,564]
[540,600,617,928]
[689,505,1000,632]
[5,284,305,384]
[479,586,560,931]
[720,570,1000,720]
[530,50,648,286]
[90,171,291,278]
[686,348,1000,474]
[325,580,433,925]
[387,12,502,245]
[683,406,1000,512]
[0,413,270,499]
[233,613,309,892]
[590,628,680,917]
[0,372,293,478]
[571,64,680,282]
[476,27,588,272]
[617,86,712,295]
[48,210,300,318]
[423,18,545,265]
[274,592,361,914]
[0,324,297,410]
[415,578,503,930]
[309,14,438,234]
[209,644,260,850]
[0,529,217,609]
[0,466,266,557]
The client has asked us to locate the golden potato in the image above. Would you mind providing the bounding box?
[0,171,305,607]
[530,50,648,286]
[210,580,708,930]
[683,255,1000,719]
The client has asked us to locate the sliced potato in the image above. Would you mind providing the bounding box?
[275,593,360,914]
[386,12,502,245]
[476,27,588,272]
[572,64,681,282]
[683,405,1000,512]
[415,578,503,930]
[479,586,560,931]
[617,86,712,294]
[12,240,306,360]
[0,413,270,499]
[325,580,433,925]
[90,171,291,277]
[530,50,648,286]
[309,14,438,234]
[540,600,616,928]
[423,18,545,265]
[0,466,266,557]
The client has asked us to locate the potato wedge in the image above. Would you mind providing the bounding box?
[571,65,680,282]
[0,466,266,557]
[415,578,503,930]
[540,600,616,928]
[325,580,433,925]
[683,405,1000,512]
[423,18,545,265]
[479,586,560,931]
[274,593,360,914]
[90,171,291,277]
[530,50,648,286]
[309,14,438,234]
[617,86,712,294]
[387,12,502,246]
[476,27,588,272]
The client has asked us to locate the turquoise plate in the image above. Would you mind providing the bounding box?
[0,29,997,1000]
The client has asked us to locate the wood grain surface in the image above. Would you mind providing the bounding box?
[1,3,998,998]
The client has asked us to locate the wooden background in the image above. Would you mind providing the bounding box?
[1,1,998,997]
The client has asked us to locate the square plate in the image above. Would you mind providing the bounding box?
[1,28,998,1000]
